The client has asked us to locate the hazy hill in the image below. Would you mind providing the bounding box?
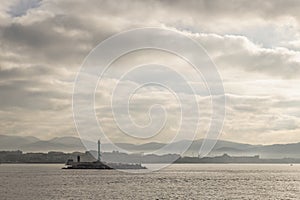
[1,134,300,158]
[20,137,98,152]
[0,135,39,150]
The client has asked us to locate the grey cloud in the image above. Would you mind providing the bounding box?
[1,0,300,144]
[0,79,70,111]
[8,0,42,17]
[159,0,300,22]
[189,33,300,79]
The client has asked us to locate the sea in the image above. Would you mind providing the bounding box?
[1,164,300,199]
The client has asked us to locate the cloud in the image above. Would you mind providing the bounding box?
[0,0,300,144]
[222,94,300,144]
[183,32,300,79]
[8,0,42,17]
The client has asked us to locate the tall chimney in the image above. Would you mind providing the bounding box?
[98,139,101,161]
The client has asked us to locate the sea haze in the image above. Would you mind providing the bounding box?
[1,134,300,158]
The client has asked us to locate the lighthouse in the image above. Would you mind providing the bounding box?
[97,139,101,161]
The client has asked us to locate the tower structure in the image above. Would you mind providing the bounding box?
[97,139,101,161]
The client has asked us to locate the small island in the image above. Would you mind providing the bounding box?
[62,140,146,170]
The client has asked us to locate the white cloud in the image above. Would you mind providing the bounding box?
[0,0,300,144]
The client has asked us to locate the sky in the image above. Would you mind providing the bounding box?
[1,0,300,145]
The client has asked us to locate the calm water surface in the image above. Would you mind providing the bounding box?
[1,164,300,199]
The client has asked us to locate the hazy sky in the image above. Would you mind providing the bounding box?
[1,0,300,144]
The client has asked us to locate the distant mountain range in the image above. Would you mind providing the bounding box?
[1,134,300,158]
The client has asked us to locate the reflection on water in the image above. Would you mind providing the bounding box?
[1,164,300,199]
